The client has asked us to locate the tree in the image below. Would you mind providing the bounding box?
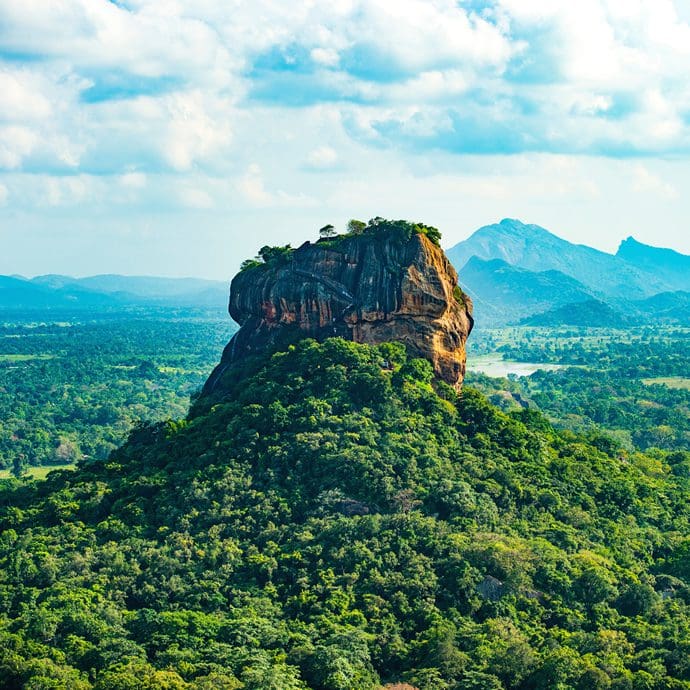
[319,224,337,239]
[12,453,27,479]
[347,219,366,235]
[258,245,292,264]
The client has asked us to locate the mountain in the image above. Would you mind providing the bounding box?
[520,298,627,327]
[448,218,670,301]
[632,290,690,324]
[1,274,228,311]
[205,222,473,393]
[33,274,227,301]
[457,257,595,326]
[0,275,122,309]
[617,237,690,292]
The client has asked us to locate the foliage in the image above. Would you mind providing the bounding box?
[238,218,442,274]
[239,259,262,271]
[258,245,293,265]
[319,225,336,239]
[346,219,366,235]
[467,326,690,450]
[1,337,690,689]
[239,245,294,272]
[361,217,442,246]
[0,311,232,473]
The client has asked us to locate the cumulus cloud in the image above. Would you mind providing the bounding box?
[237,164,273,206]
[179,187,214,209]
[119,172,147,189]
[305,146,339,170]
[2,0,690,181]
[631,164,678,200]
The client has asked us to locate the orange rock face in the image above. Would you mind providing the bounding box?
[204,232,473,393]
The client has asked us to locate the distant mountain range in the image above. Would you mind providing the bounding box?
[0,274,228,312]
[448,219,690,327]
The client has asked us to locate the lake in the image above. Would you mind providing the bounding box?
[467,355,565,378]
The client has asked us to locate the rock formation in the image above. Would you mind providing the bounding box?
[204,230,473,395]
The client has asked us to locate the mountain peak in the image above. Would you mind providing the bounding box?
[447,219,672,302]
[617,236,643,251]
[499,217,525,227]
[616,235,690,292]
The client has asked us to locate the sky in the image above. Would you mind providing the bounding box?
[1,0,690,280]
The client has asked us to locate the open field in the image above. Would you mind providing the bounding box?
[642,376,690,390]
[0,354,55,362]
[0,464,74,480]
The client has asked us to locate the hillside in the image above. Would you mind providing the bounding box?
[447,219,670,302]
[458,257,594,326]
[2,338,690,689]
[0,275,123,309]
[617,237,690,292]
[519,298,627,327]
[633,291,690,323]
[2,222,690,689]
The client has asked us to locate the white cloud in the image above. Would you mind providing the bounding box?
[305,146,339,170]
[3,0,690,279]
[310,47,340,67]
[2,0,690,179]
[162,91,234,171]
[0,126,38,170]
[179,187,214,209]
[630,164,678,199]
[119,172,147,189]
[42,175,93,207]
[237,164,273,206]
[0,69,54,121]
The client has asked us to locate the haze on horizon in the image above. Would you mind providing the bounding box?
[2,0,690,281]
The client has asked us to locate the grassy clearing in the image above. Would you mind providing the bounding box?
[0,354,55,362]
[0,464,75,480]
[641,377,690,390]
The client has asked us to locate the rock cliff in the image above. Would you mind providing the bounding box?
[204,229,473,395]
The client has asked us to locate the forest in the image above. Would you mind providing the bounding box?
[3,316,687,477]
[1,333,690,688]
[467,327,690,451]
[0,310,233,476]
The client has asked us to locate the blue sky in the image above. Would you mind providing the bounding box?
[1,0,690,279]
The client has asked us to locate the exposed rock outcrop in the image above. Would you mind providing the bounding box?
[204,231,473,395]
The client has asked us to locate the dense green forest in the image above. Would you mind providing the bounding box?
[0,310,232,475]
[2,314,687,477]
[467,327,690,451]
[1,337,690,689]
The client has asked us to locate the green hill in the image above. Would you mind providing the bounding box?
[2,338,690,689]
[519,299,627,327]
[458,257,595,326]
[633,291,690,324]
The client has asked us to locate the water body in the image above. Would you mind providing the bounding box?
[467,355,565,378]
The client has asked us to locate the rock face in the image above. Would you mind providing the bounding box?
[204,232,473,394]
